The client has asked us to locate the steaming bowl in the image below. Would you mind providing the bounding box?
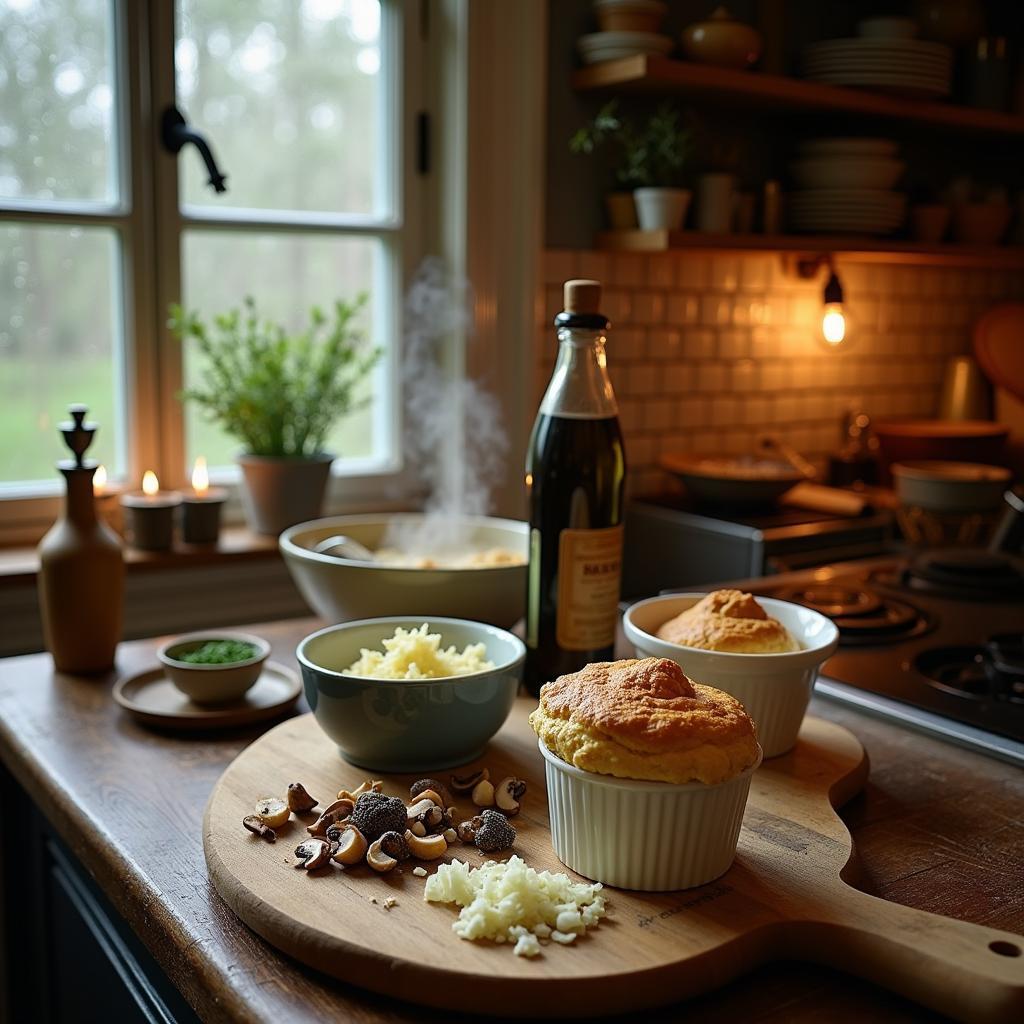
[297,616,524,771]
[280,514,529,627]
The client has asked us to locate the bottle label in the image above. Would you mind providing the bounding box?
[556,525,623,651]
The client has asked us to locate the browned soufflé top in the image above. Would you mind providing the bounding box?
[529,657,760,784]
[656,589,799,654]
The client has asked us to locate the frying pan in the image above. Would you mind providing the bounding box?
[659,452,806,505]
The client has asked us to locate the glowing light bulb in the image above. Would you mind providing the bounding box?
[822,303,846,346]
[93,464,107,494]
[191,456,209,496]
[142,470,159,496]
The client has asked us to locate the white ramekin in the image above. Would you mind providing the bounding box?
[623,594,840,758]
[540,739,762,891]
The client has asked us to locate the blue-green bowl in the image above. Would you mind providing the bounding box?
[296,617,525,772]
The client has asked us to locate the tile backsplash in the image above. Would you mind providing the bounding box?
[536,250,1024,496]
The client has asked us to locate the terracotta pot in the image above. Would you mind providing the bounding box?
[681,5,762,69]
[634,187,691,230]
[911,203,951,243]
[238,453,334,536]
[594,0,667,34]
[605,191,638,229]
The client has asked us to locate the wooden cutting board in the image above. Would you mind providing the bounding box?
[204,698,1024,1021]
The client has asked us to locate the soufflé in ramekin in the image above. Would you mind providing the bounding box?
[656,589,800,653]
[530,657,761,890]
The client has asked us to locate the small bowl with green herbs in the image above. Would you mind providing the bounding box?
[157,631,271,706]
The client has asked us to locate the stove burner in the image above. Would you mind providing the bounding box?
[985,634,1024,704]
[772,584,931,646]
[773,585,881,618]
[904,550,1024,601]
[915,646,989,700]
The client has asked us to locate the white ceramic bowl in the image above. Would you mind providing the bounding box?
[790,157,904,190]
[280,514,528,627]
[541,738,761,890]
[157,630,270,705]
[893,460,1012,512]
[623,595,839,757]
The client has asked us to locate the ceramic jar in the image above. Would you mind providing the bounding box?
[681,6,762,69]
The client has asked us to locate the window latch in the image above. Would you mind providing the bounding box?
[160,106,228,194]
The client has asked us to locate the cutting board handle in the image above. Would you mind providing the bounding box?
[799,885,1024,1024]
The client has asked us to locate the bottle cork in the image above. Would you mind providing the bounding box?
[563,279,602,314]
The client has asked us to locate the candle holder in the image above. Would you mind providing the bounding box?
[121,490,181,551]
[181,487,227,544]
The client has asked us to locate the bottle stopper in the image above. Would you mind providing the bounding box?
[563,279,602,315]
[58,403,97,470]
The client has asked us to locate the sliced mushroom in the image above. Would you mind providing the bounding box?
[255,796,290,829]
[404,829,447,860]
[409,821,427,837]
[405,797,435,822]
[450,768,488,794]
[286,782,318,814]
[366,830,409,873]
[337,778,382,801]
[413,788,445,808]
[443,827,458,844]
[331,825,369,865]
[471,779,495,808]
[294,837,332,870]
[495,777,527,816]
[456,819,478,843]
[242,815,276,842]
[307,798,354,836]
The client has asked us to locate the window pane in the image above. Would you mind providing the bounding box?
[0,223,122,486]
[0,0,117,204]
[180,230,385,469]
[176,0,384,216]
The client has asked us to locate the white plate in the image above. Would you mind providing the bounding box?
[790,158,904,190]
[805,38,951,57]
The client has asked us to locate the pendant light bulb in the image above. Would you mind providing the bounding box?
[821,270,846,347]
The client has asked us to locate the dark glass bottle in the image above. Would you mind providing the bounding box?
[525,280,626,696]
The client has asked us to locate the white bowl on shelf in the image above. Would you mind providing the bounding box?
[798,138,899,159]
[577,30,673,64]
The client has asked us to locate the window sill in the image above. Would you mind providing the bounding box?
[0,527,283,587]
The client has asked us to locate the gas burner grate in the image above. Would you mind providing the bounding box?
[874,550,1024,603]
[772,583,932,646]
[915,646,989,700]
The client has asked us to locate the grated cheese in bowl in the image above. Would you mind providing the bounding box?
[342,623,494,680]
[424,856,607,957]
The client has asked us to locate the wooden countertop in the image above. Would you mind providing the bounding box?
[0,620,1021,1023]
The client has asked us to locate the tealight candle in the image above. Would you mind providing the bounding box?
[120,470,181,551]
[181,457,227,544]
[93,464,124,534]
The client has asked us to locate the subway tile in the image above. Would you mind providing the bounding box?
[603,289,632,323]
[646,399,674,432]
[709,396,740,425]
[647,254,675,289]
[696,362,728,391]
[612,327,646,362]
[732,360,760,391]
[739,255,771,291]
[710,256,740,291]
[576,252,612,284]
[666,363,695,392]
[628,435,658,467]
[676,396,710,427]
[646,327,682,360]
[760,361,787,391]
[612,253,646,288]
[676,254,708,290]
[630,290,667,326]
[744,396,771,427]
[618,398,644,433]
[750,326,781,359]
[718,329,749,359]
[626,363,658,395]
[667,293,699,326]
[683,327,716,359]
[700,293,732,327]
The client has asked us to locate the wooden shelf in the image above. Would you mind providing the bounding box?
[596,229,1024,266]
[573,57,1024,137]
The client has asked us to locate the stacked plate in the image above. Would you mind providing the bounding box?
[789,138,906,235]
[577,30,673,64]
[803,37,952,98]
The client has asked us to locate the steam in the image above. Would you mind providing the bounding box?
[383,258,508,554]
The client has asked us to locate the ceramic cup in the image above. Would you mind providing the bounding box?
[634,187,691,231]
[297,616,525,772]
[624,595,839,757]
[696,173,736,233]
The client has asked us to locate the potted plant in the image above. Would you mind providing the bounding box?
[628,104,694,231]
[169,296,379,536]
[569,101,643,229]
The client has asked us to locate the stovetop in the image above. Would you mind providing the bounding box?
[725,551,1024,765]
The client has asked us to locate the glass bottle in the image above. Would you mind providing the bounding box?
[524,279,626,696]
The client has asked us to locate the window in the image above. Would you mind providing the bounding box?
[1,0,417,510]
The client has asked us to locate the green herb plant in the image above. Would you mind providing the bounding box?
[169,295,380,459]
[177,640,258,665]
[570,101,693,190]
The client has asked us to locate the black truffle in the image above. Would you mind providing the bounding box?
[350,791,406,841]
[474,809,516,853]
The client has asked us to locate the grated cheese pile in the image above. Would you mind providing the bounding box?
[342,623,494,680]
[423,856,607,958]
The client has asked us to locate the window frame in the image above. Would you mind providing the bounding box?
[0,0,430,538]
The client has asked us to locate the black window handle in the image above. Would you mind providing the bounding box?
[160,105,228,194]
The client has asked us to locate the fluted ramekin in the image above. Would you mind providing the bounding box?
[540,739,762,891]
[623,594,840,758]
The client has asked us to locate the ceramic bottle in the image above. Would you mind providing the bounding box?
[37,405,124,673]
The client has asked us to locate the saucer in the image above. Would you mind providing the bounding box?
[113,660,301,730]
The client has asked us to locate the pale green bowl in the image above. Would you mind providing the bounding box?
[296,617,525,772]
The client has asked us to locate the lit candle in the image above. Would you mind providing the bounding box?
[120,470,181,551]
[180,456,227,544]
[93,464,107,495]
